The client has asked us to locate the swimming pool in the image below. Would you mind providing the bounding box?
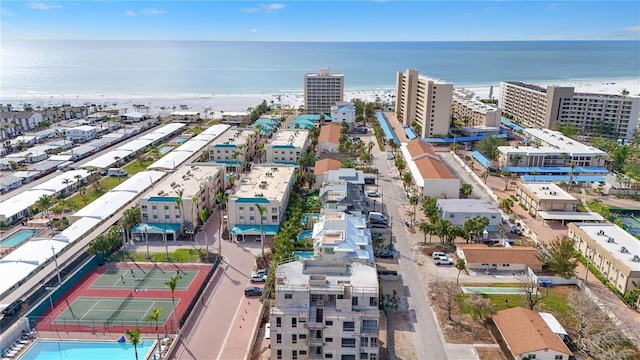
[158,146,173,155]
[18,339,155,360]
[293,251,315,260]
[175,137,188,144]
[0,229,36,247]
[297,230,312,240]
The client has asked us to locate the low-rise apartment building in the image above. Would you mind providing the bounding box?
[568,222,640,293]
[138,164,226,236]
[330,102,356,130]
[208,127,258,172]
[221,112,249,125]
[515,182,578,217]
[168,111,201,123]
[65,125,98,142]
[436,199,501,230]
[319,181,369,218]
[227,165,295,241]
[313,159,342,189]
[270,259,379,360]
[317,124,341,153]
[499,81,640,141]
[0,111,45,138]
[264,129,310,165]
[451,88,501,127]
[395,69,453,138]
[497,128,607,168]
[400,138,460,198]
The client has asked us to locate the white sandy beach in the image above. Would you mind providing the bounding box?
[3,79,638,118]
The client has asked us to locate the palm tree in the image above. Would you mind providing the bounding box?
[165,275,179,332]
[460,183,473,198]
[530,169,539,182]
[455,258,466,284]
[418,221,435,244]
[481,170,490,184]
[501,170,512,190]
[255,203,267,257]
[145,308,163,360]
[174,189,185,235]
[568,162,577,191]
[401,170,413,192]
[125,328,142,360]
[408,194,420,220]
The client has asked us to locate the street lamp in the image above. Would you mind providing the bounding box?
[45,286,57,313]
[51,247,62,286]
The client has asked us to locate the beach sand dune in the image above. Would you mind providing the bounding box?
[3,79,637,117]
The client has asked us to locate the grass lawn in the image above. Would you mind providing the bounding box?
[124,159,153,175]
[185,126,204,135]
[110,248,207,263]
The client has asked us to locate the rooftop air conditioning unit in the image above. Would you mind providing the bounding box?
[633,255,640,262]
[607,237,615,243]
[158,190,164,195]
[620,246,629,253]
[598,230,605,236]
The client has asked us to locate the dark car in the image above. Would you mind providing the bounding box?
[2,300,23,316]
[376,251,394,259]
[244,286,263,297]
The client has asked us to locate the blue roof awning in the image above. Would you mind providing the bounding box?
[231,224,280,235]
[132,222,182,233]
[520,175,605,183]
[235,197,270,204]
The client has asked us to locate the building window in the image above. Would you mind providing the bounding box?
[362,320,377,329]
[370,297,377,306]
[164,205,169,210]
[370,337,378,347]
[249,207,254,211]
[300,351,307,355]
[239,216,244,221]
[299,334,307,339]
[276,333,281,344]
[165,215,170,220]
[292,334,297,344]
[325,337,333,342]
[325,355,333,359]
[239,206,244,211]
[153,215,158,220]
[343,321,355,332]
[342,355,356,360]
[449,214,455,218]
[341,338,356,348]
[528,355,536,359]
[360,354,368,360]
[250,216,255,221]
[272,215,278,221]
[141,205,147,210]
[554,356,563,360]
[276,317,281,327]
[352,297,358,306]
[277,350,282,360]
[369,355,378,360]
[325,320,333,326]
[361,337,368,347]
[152,206,157,210]
[292,318,297,327]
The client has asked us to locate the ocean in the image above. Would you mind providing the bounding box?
[1,40,639,98]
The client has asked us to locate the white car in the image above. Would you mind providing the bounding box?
[250,273,267,282]
[434,256,453,265]
[366,191,381,198]
[264,323,271,339]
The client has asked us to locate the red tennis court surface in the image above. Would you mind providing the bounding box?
[32,263,211,334]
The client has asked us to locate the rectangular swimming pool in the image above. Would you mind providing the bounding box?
[18,339,155,360]
[175,137,188,144]
[158,146,173,155]
[0,229,37,247]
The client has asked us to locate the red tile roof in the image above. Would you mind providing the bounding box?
[314,158,342,176]
[407,138,438,159]
[458,244,543,267]
[318,124,341,145]
[493,307,572,356]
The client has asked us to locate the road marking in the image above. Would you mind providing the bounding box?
[216,285,246,360]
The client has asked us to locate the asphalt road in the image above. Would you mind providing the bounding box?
[367,136,449,360]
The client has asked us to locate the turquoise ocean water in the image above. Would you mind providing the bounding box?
[1,40,638,98]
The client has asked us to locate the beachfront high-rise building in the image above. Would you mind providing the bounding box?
[304,68,344,115]
[395,69,453,138]
[499,81,640,141]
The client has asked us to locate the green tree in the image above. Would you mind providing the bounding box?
[125,327,142,360]
[455,258,466,284]
[460,183,473,198]
[255,203,267,257]
[145,308,163,360]
[418,221,435,244]
[475,136,508,160]
[501,170,512,190]
[165,275,179,331]
[481,170,489,184]
[538,236,578,279]
[409,194,420,220]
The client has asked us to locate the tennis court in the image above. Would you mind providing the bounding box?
[462,286,525,295]
[52,296,176,327]
[90,266,197,291]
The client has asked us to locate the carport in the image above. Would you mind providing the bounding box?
[537,211,604,226]
[132,222,181,241]
[230,224,280,242]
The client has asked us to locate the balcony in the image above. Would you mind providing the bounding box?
[309,337,324,346]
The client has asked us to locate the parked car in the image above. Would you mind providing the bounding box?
[251,269,268,278]
[375,251,394,259]
[264,323,271,339]
[1,300,23,316]
[431,252,446,260]
[244,286,263,297]
[366,191,381,198]
[250,273,267,283]
[434,256,453,265]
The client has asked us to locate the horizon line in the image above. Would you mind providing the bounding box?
[5,38,639,42]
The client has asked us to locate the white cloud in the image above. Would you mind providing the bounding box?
[26,2,62,10]
[124,8,166,17]
[242,3,285,13]
[250,28,260,33]
[139,8,167,15]
[1,8,15,16]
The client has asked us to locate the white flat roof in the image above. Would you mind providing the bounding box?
[148,125,230,170]
[276,260,378,290]
[525,128,607,156]
[537,211,604,221]
[0,189,51,219]
[518,182,576,201]
[232,165,294,201]
[52,217,102,243]
[32,170,90,192]
[270,129,309,148]
[209,127,255,148]
[148,152,192,170]
[146,165,223,199]
[221,112,249,116]
[80,149,132,169]
[70,125,97,131]
[0,261,40,296]
[437,199,500,213]
[170,111,199,116]
[117,139,153,152]
[572,223,640,271]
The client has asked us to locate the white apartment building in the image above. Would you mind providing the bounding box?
[227,165,295,241]
[436,199,501,230]
[65,125,98,142]
[310,212,374,262]
[499,81,640,140]
[270,260,380,360]
[221,112,249,125]
[452,88,501,127]
[330,102,356,130]
[0,112,45,138]
[568,223,640,293]
[168,111,201,123]
[208,127,258,172]
[395,69,453,138]
[264,129,310,165]
[138,164,226,236]
[497,128,607,168]
[304,68,344,115]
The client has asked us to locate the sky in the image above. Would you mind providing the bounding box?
[1,1,639,41]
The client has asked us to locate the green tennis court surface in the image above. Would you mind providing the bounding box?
[53,297,176,326]
[462,287,525,295]
[90,267,197,290]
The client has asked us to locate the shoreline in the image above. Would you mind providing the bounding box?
[2,78,638,118]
